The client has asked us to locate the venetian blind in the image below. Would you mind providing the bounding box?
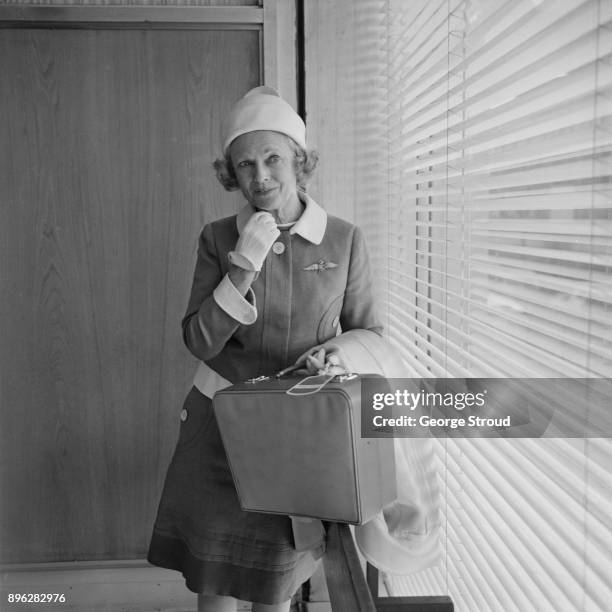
[349,0,612,610]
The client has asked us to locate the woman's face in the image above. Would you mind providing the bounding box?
[230,131,299,218]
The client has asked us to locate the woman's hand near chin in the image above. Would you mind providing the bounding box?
[229,211,280,271]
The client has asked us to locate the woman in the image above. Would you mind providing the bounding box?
[148,87,382,612]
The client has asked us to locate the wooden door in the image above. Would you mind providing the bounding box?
[0,26,259,563]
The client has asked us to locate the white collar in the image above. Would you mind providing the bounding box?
[235,191,327,245]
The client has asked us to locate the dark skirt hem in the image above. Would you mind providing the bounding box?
[148,531,325,605]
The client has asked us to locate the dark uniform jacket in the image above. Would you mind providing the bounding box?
[182,193,383,391]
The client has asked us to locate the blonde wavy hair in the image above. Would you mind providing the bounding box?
[213,133,318,192]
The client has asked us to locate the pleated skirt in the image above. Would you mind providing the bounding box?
[147,387,324,604]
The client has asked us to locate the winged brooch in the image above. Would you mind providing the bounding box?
[303,260,339,272]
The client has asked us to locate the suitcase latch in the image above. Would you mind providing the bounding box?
[246,375,270,384]
[335,373,358,383]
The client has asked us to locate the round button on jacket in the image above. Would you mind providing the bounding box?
[180,409,188,422]
[272,241,285,255]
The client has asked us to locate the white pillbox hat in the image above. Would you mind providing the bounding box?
[222,86,306,154]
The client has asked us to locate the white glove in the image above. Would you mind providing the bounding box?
[293,347,346,376]
[228,211,280,271]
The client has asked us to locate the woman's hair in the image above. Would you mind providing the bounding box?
[213,134,318,192]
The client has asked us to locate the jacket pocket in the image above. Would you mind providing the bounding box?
[176,387,215,451]
[317,294,344,343]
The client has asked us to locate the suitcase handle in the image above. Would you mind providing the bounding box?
[285,373,358,396]
[285,373,336,396]
[275,361,357,396]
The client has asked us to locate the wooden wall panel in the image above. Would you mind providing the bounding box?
[0,28,259,563]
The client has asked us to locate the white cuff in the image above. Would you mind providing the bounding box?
[212,274,257,325]
[193,362,231,398]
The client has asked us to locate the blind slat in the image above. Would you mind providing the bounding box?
[351,0,612,608]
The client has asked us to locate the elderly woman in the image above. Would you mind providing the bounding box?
[148,87,382,612]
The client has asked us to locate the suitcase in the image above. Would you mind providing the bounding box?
[213,372,396,525]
